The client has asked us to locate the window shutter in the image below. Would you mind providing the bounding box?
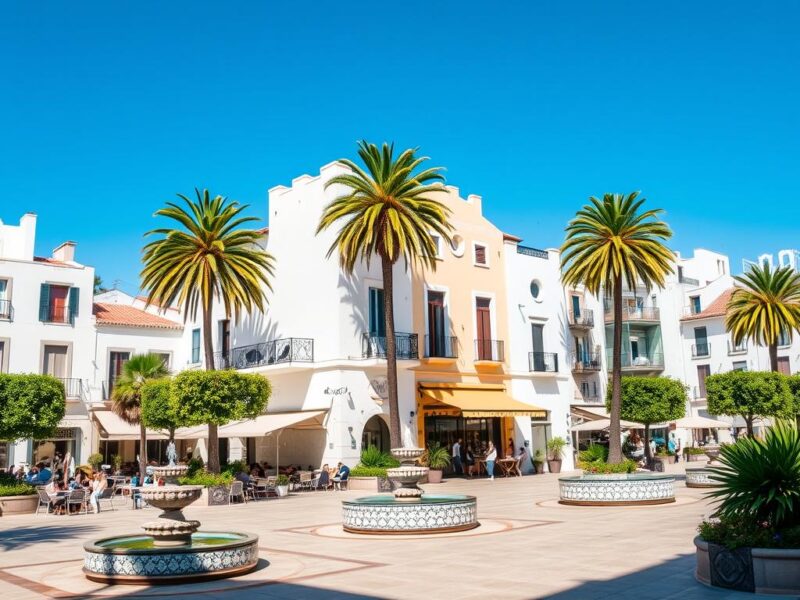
[39,283,50,322]
[474,244,487,265]
[68,287,80,324]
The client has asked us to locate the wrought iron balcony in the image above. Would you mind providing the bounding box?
[568,309,594,329]
[691,343,711,358]
[215,338,314,370]
[604,307,660,323]
[0,299,12,320]
[474,339,504,362]
[616,352,665,370]
[679,274,700,286]
[424,335,458,359]
[362,332,419,360]
[727,340,747,355]
[571,352,601,372]
[529,351,558,372]
[58,377,84,400]
[42,306,71,324]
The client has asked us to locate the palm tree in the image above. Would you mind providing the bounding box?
[317,141,452,447]
[726,262,800,372]
[111,353,169,480]
[141,189,275,473]
[561,192,673,464]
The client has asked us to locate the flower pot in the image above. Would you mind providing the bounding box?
[427,469,443,484]
[533,462,545,474]
[547,459,562,474]
[0,494,38,516]
[276,484,289,497]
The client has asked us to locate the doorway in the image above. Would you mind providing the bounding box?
[362,415,390,453]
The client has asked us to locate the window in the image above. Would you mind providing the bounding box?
[732,361,748,372]
[0,340,6,373]
[697,364,711,397]
[107,351,130,397]
[530,281,541,300]
[426,291,447,357]
[473,243,487,266]
[690,296,701,315]
[0,280,9,319]
[729,336,747,353]
[368,288,386,337]
[778,356,791,375]
[219,319,231,358]
[778,329,791,347]
[191,329,201,363]
[651,294,658,307]
[43,345,69,379]
[430,234,442,258]
[717,259,726,275]
[677,266,684,281]
[694,326,709,356]
[39,283,79,324]
[154,352,171,369]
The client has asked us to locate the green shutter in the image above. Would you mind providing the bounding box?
[39,283,50,321]
[68,287,80,325]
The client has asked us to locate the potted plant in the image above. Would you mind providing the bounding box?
[0,475,37,516]
[349,447,400,491]
[112,454,123,474]
[695,422,800,594]
[87,453,103,472]
[546,437,566,473]
[532,450,545,474]
[275,474,290,497]
[423,442,451,484]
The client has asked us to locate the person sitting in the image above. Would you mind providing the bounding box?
[235,469,252,485]
[46,479,66,514]
[332,462,350,488]
[89,472,108,514]
[317,464,331,490]
[27,463,52,485]
[249,463,264,478]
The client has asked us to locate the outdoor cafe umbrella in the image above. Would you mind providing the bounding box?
[672,416,731,429]
[571,418,642,432]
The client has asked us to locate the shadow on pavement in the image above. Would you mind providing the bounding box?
[0,524,99,551]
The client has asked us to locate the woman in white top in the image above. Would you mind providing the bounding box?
[485,441,497,480]
[89,472,107,514]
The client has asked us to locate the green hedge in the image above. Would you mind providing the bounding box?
[350,466,390,477]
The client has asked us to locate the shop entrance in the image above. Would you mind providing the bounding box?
[362,415,390,453]
[424,415,503,458]
[33,427,80,467]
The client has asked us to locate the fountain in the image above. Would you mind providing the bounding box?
[342,447,478,534]
[83,463,259,584]
[685,445,721,488]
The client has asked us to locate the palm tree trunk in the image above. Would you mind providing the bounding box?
[139,421,148,481]
[769,342,778,372]
[381,254,402,448]
[608,275,624,464]
[202,300,221,473]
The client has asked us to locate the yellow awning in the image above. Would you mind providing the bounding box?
[418,383,547,418]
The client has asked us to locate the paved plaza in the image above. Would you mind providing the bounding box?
[0,465,776,599]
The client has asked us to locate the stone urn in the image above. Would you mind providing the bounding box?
[386,448,428,501]
[141,485,203,547]
[703,446,722,466]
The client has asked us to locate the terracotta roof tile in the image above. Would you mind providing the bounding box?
[681,288,734,321]
[135,295,179,311]
[93,303,183,330]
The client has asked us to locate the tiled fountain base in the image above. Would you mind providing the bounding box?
[685,467,717,488]
[559,474,676,506]
[342,495,478,534]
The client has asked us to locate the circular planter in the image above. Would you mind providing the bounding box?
[275,485,289,497]
[558,473,676,506]
[695,536,800,594]
[0,494,38,516]
[342,494,478,534]
[685,467,717,488]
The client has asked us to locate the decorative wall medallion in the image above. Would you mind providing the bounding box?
[708,543,754,593]
[208,485,230,506]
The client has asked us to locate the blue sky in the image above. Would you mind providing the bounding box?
[1,2,798,292]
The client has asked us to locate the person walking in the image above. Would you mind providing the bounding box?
[451,438,463,476]
[485,441,497,480]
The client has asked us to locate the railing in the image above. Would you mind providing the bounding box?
[517,245,548,259]
[215,338,314,370]
[529,351,558,372]
[727,340,747,355]
[679,274,700,286]
[683,305,704,316]
[692,343,710,357]
[0,299,12,320]
[58,377,84,400]
[604,307,660,322]
[568,309,594,328]
[570,352,601,371]
[614,352,665,369]
[474,339,504,362]
[424,335,458,359]
[42,306,71,324]
[575,392,601,404]
[362,332,418,360]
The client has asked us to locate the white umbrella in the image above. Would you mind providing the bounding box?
[673,416,731,429]
[572,418,642,432]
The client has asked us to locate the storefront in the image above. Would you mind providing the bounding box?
[416,382,546,459]
[33,427,82,467]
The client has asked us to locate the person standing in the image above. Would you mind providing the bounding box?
[465,445,475,477]
[485,441,497,480]
[451,438,463,476]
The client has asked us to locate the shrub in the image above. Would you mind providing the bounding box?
[707,421,800,530]
[275,474,290,486]
[533,450,545,463]
[706,370,793,435]
[546,437,567,460]
[186,457,204,477]
[0,483,36,497]
[112,454,123,472]
[359,446,399,468]
[578,444,608,463]
[178,470,233,487]
[581,459,637,474]
[683,447,706,455]
[350,466,390,477]
[423,442,451,470]
[87,453,104,469]
[699,515,800,549]
[0,374,66,441]
[222,460,248,476]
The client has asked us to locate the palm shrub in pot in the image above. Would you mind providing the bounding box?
[423,442,451,483]
[275,474,290,497]
[533,450,545,474]
[546,437,567,473]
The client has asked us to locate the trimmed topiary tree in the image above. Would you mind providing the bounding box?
[609,376,686,466]
[141,378,183,444]
[170,371,270,456]
[786,374,800,429]
[706,370,793,436]
[0,374,66,441]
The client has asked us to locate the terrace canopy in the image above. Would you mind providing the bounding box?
[418,382,546,418]
[672,416,731,429]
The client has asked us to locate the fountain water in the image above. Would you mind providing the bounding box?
[83,465,259,584]
[342,447,478,534]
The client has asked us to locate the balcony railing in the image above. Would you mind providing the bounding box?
[42,306,71,324]
[424,335,458,359]
[604,307,660,323]
[517,245,548,259]
[58,377,84,400]
[0,299,12,320]
[568,309,594,328]
[529,351,558,372]
[571,352,601,372]
[215,338,314,370]
[362,332,418,360]
[679,274,700,286]
[727,340,748,355]
[574,392,601,404]
[474,339,504,362]
[615,352,665,369]
[692,343,711,357]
